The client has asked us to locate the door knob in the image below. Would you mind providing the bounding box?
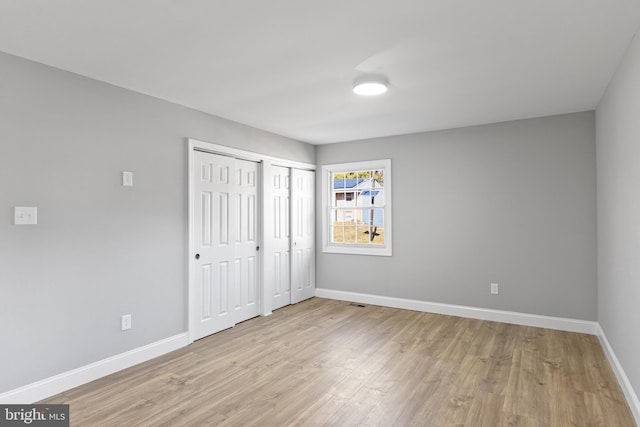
[195,253,200,260]
[256,246,260,251]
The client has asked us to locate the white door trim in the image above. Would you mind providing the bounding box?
[188,139,315,170]
[187,138,314,343]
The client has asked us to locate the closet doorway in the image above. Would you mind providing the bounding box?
[266,166,315,311]
[191,150,260,340]
[188,139,315,342]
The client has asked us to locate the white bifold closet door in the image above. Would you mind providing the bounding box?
[267,166,315,310]
[291,168,315,304]
[193,150,260,340]
[269,166,292,311]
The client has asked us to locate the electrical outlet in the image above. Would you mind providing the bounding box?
[121,314,132,331]
[490,283,499,295]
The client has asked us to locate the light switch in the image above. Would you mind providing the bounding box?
[122,171,133,187]
[15,207,38,225]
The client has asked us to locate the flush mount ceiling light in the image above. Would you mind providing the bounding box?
[353,76,388,96]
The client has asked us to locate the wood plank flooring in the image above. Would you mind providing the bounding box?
[42,298,636,426]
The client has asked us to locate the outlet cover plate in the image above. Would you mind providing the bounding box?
[121,314,132,331]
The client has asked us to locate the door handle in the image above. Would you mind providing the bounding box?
[256,246,260,251]
[195,253,200,260]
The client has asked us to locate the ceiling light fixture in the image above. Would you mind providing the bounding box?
[353,76,388,96]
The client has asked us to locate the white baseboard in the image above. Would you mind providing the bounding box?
[0,333,189,404]
[597,324,640,426]
[315,288,599,335]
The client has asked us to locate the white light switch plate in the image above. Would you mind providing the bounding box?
[15,207,38,225]
[122,171,133,187]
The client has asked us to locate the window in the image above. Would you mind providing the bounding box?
[322,159,392,256]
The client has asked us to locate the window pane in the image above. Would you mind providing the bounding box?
[331,208,385,245]
[360,225,384,245]
[331,211,358,243]
[361,208,384,226]
[332,170,384,209]
[360,208,384,244]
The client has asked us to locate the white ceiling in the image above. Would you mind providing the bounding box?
[1,1,639,144]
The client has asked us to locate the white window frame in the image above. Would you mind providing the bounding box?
[321,159,392,256]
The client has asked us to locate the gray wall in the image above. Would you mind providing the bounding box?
[316,112,597,321]
[0,52,314,394]
[596,32,640,401]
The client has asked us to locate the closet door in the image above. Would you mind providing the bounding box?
[268,166,292,311]
[192,151,259,340]
[291,168,315,304]
[232,159,260,323]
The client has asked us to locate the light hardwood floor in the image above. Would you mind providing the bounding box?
[43,298,636,426]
